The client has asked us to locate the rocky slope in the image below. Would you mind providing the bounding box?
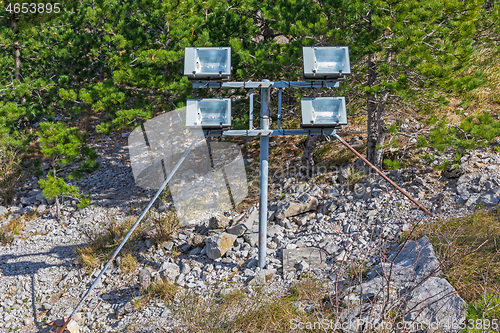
[0,139,498,332]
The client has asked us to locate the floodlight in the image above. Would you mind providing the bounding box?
[301,97,347,128]
[184,47,231,80]
[186,98,232,128]
[303,46,351,79]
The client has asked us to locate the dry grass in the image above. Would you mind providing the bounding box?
[290,278,325,301]
[119,251,138,274]
[414,207,500,321]
[174,279,333,333]
[469,47,500,111]
[76,211,180,270]
[314,141,362,169]
[0,216,24,245]
[76,216,139,269]
[151,212,180,244]
[134,278,177,309]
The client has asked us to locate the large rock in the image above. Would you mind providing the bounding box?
[275,193,318,219]
[0,206,7,217]
[138,268,151,291]
[20,197,34,206]
[282,247,327,273]
[480,193,500,206]
[243,232,259,247]
[337,167,353,184]
[226,223,247,236]
[241,224,284,247]
[208,214,231,230]
[205,232,238,259]
[402,277,465,329]
[341,236,466,333]
[267,224,284,238]
[227,207,259,236]
[319,240,340,255]
[159,262,180,282]
[245,207,259,226]
[35,193,46,204]
[248,270,267,286]
[368,235,441,282]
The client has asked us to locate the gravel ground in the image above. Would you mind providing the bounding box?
[0,137,498,332]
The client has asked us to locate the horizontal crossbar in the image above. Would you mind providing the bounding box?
[191,81,340,89]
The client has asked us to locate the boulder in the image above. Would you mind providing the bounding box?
[208,214,231,230]
[296,260,309,271]
[337,167,352,184]
[20,197,34,206]
[275,193,318,219]
[243,233,259,247]
[319,240,340,255]
[117,301,134,317]
[282,247,327,273]
[0,206,8,216]
[227,208,259,235]
[226,223,248,236]
[205,232,237,259]
[248,270,267,286]
[159,262,180,282]
[402,277,466,330]
[138,268,151,291]
[340,236,465,333]
[267,224,284,238]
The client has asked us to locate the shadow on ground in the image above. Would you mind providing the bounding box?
[0,245,77,332]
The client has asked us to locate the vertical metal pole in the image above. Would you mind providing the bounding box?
[259,80,270,268]
[277,88,282,130]
[249,88,254,130]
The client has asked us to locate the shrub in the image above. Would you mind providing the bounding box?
[427,111,500,156]
[383,158,401,170]
[37,122,98,219]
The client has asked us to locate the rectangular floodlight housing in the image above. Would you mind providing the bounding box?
[184,47,231,80]
[303,46,351,79]
[186,98,232,129]
[301,97,347,128]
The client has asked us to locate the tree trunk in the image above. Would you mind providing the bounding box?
[55,195,61,221]
[9,12,23,83]
[10,12,26,104]
[366,53,388,169]
[53,166,61,220]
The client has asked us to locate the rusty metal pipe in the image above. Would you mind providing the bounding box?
[334,134,433,217]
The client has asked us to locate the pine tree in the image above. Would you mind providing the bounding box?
[243,0,484,168]
[0,0,491,205]
[37,122,97,219]
[0,1,68,147]
[330,0,483,167]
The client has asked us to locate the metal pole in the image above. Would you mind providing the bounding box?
[60,137,200,331]
[334,134,433,217]
[249,88,254,130]
[258,80,271,268]
[277,88,282,130]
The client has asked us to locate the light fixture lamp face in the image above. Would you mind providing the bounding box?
[186,98,232,128]
[301,97,347,128]
[303,46,351,79]
[184,47,231,80]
